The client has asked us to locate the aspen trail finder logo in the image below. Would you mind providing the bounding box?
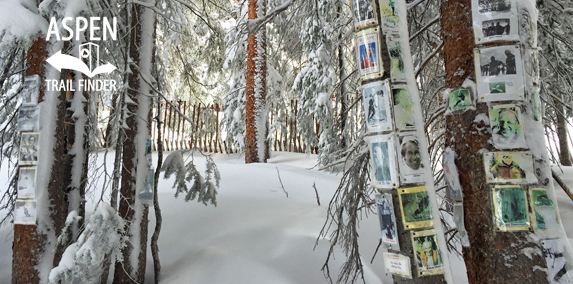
[45,17,118,92]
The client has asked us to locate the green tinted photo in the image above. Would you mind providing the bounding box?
[531,188,558,229]
[388,41,405,80]
[448,88,472,112]
[401,191,432,223]
[489,82,506,94]
[493,186,529,231]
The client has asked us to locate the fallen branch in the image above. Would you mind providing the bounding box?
[276,167,288,198]
[370,239,382,264]
[313,182,321,206]
[552,169,573,203]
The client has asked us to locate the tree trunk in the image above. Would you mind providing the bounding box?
[557,104,572,166]
[245,0,268,163]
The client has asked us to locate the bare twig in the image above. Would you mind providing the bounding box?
[276,167,288,198]
[552,170,573,203]
[370,239,382,264]
[313,182,321,206]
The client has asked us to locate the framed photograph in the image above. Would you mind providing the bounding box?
[368,135,399,189]
[443,148,463,201]
[474,45,525,102]
[386,34,406,82]
[411,229,444,276]
[475,0,514,14]
[350,0,378,30]
[453,203,470,247]
[398,186,433,229]
[392,86,415,131]
[139,168,155,205]
[473,17,519,44]
[18,167,36,199]
[492,185,530,231]
[396,133,424,184]
[362,80,393,133]
[376,193,400,250]
[18,107,40,132]
[356,28,383,80]
[540,239,572,284]
[379,0,400,32]
[383,253,412,278]
[483,151,534,184]
[530,188,559,230]
[19,133,40,165]
[14,199,36,225]
[21,75,40,106]
[448,88,473,113]
[489,104,527,149]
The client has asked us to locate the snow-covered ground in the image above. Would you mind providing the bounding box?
[0,151,571,283]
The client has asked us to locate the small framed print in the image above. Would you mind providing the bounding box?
[362,80,393,133]
[368,134,399,189]
[21,75,40,106]
[18,107,40,132]
[392,86,415,131]
[383,253,412,278]
[14,199,36,225]
[448,88,473,113]
[398,186,433,229]
[19,133,40,165]
[139,168,155,205]
[350,0,378,30]
[530,188,559,230]
[472,0,519,44]
[411,229,444,276]
[475,45,525,102]
[18,167,36,199]
[386,34,406,82]
[376,193,400,250]
[489,104,527,149]
[492,185,530,231]
[379,0,400,32]
[484,151,535,184]
[396,133,424,184]
[540,239,572,284]
[356,28,383,80]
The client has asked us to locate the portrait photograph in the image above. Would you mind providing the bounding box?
[475,45,525,102]
[448,88,473,113]
[379,0,400,32]
[540,239,572,284]
[14,199,36,225]
[399,186,433,229]
[19,132,40,166]
[386,34,406,82]
[356,28,382,79]
[392,86,415,131]
[21,75,40,107]
[362,80,392,133]
[492,185,530,231]
[530,188,559,230]
[411,229,444,276]
[376,193,400,250]
[484,151,534,184]
[397,133,424,184]
[368,135,398,189]
[489,104,527,149]
[383,253,412,279]
[18,107,40,132]
[18,167,36,199]
[350,0,377,30]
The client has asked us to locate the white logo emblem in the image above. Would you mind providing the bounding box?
[46,43,116,78]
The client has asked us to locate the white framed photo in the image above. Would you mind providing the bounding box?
[368,134,399,189]
[383,253,412,278]
[19,132,40,165]
[18,167,36,199]
[396,133,424,184]
[14,199,37,225]
[18,107,40,132]
[376,193,400,250]
[472,0,519,44]
[356,28,383,80]
[350,0,378,30]
[362,80,393,133]
[21,75,40,106]
[392,85,415,131]
[475,45,525,102]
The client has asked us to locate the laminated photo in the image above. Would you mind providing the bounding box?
[14,199,36,225]
[392,86,415,131]
[362,80,392,133]
[350,0,378,30]
[384,253,412,278]
[411,229,444,276]
[379,0,400,32]
[139,168,155,205]
[540,239,572,284]
[448,88,473,113]
[453,203,470,247]
[492,185,530,231]
[475,45,525,102]
[399,186,433,229]
[21,75,40,106]
[489,104,527,149]
[19,133,40,166]
[443,148,463,201]
[356,28,383,80]
[386,34,406,82]
[484,151,535,184]
[396,133,424,184]
[476,0,513,14]
[18,107,40,132]
[530,188,559,230]
[368,135,398,189]
[531,87,542,122]
[18,167,36,199]
[472,0,519,44]
[376,193,400,250]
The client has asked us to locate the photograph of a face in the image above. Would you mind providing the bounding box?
[350,0,377,29]
[399,186,433,229]
[489,104,526,149]
[484,151,534,184]
[383,253,412,278]
[19,133,40,165]
[411,229,444,276]
[18,167,36,199]
[530,188,558,230]
[362,80,392,133]
[448,88,473,112]
[392,86,415,131]
[18,107,40,132]
[356,29,382,79]
[397,134,424,184]
[475,45,524,102]
[477,0,512,13]
[14,199,36,225]
[376,193,400,250]
[368,135,398,189]
[21,75,40,106]
[492,185,530,231]
[379,0,399,31]
[540,239,572,284]
[386,34,406,82]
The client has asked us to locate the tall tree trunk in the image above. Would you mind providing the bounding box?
[245,0,268,163]
[557,103,572,166]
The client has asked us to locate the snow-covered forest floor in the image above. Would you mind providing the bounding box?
[0,151,571,283]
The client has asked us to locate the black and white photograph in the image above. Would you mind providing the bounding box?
[21,75,40,106]
[392,86,416,131]
[368,135,398,188]
[18,107,40,132]
[356,28,383,79]
[540,239,572,284]
[489,104,527,149]
[376,193,400,250]
[411,229,444,276]
[397,133,424,184]
[475,45,525,102]
[362,80,392,133]
[139,168,155,205]
[18,167,36,199]
[476,0,513,13]
[14,199,36,225]
[19,133,40,165]
[482,19,510,37]
[350,0,377,29]
[474,16,519,44]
